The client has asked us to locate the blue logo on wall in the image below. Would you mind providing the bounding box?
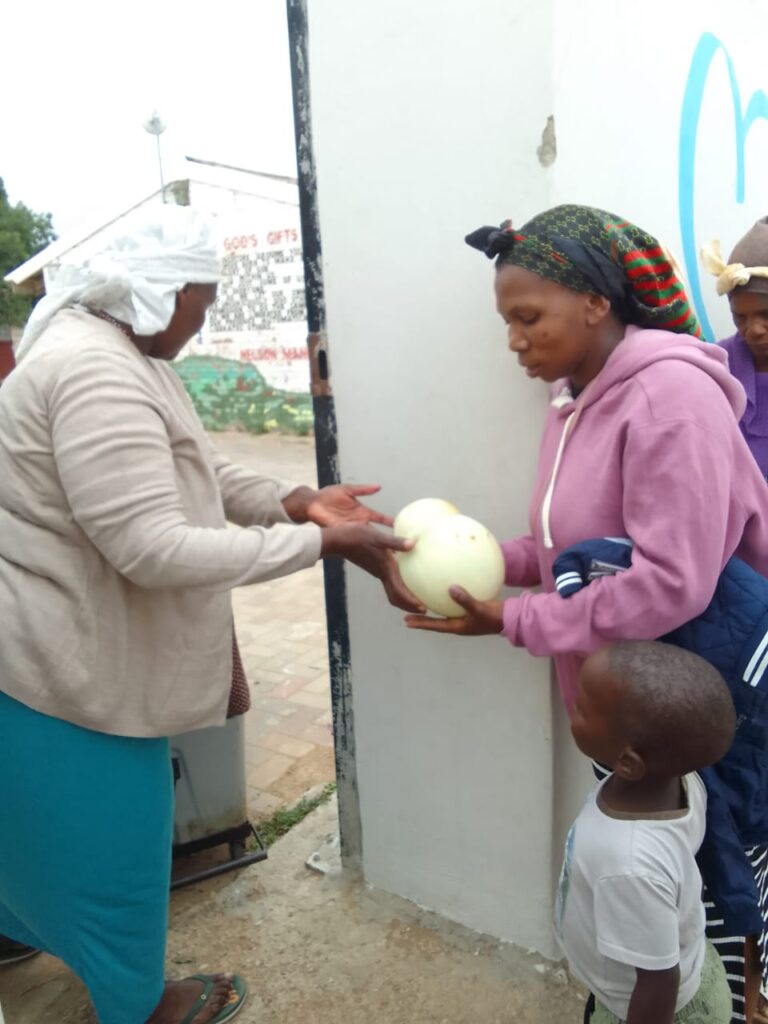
[679,32,768,340]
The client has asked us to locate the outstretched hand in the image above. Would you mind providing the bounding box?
[285,484,394,528]
[404,586,504,636]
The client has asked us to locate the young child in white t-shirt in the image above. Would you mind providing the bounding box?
[556,641,735,1023]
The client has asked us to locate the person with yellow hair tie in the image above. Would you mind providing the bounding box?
[703,218,768,480]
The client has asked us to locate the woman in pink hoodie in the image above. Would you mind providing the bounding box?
[406,205,768,1024]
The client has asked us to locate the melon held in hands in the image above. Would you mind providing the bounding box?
[393,498,459,541]
[397,512,505,617]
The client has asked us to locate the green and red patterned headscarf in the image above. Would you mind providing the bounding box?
[466,204,701,337]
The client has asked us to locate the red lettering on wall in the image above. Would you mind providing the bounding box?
[240,347,279,362]
[266,228,300,246]
[223,228,300,253]
[223,234,259,252]
[239,346,308,364]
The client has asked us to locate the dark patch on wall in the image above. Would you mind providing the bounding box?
[537,115,557,167]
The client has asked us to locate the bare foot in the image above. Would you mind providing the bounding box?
[146,974,237,1024]
[755,993,768,1024]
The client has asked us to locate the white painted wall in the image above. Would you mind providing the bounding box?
[305,0,768,955]
[306,0,566,955]
[551,0,768,342]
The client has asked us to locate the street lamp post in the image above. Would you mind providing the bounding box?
[143,112,167,202]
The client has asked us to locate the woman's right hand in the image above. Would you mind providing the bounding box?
[321,525,426,614]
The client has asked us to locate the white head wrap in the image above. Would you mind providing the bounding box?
[16,204,221,361]
[700,238,768,296]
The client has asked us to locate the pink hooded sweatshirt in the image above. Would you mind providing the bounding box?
[500,325,768,712]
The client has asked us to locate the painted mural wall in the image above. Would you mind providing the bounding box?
[178,185,313,435]
[551,0,768,343]
[37,180,314,435]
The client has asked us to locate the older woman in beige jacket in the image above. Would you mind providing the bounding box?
[0,206,418,1024]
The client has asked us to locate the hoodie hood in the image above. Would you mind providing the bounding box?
[539,326,747,553]
[554,325,746,421]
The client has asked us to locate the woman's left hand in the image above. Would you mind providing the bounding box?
[284,484,393,528]
[404,586,505,636]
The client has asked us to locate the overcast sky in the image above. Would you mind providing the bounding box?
[3,0,297,239]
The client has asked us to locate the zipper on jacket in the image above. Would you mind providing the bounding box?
[541,411,575,550]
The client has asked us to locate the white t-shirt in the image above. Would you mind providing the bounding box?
[555,773,707,1020]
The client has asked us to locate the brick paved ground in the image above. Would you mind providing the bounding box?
[213,432,336,821]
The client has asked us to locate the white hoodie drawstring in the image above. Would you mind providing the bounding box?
[540,411,576,549]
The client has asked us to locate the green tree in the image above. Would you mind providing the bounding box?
[0,178,56,326]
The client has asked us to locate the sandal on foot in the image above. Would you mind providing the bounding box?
[179,974,247,1024]
[0,939,41,967]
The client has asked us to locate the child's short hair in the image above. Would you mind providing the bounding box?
[606,640,736,774]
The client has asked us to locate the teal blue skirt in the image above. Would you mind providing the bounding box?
[0,690,173,1023]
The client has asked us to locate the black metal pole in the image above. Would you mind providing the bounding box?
[286,0,363,868]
